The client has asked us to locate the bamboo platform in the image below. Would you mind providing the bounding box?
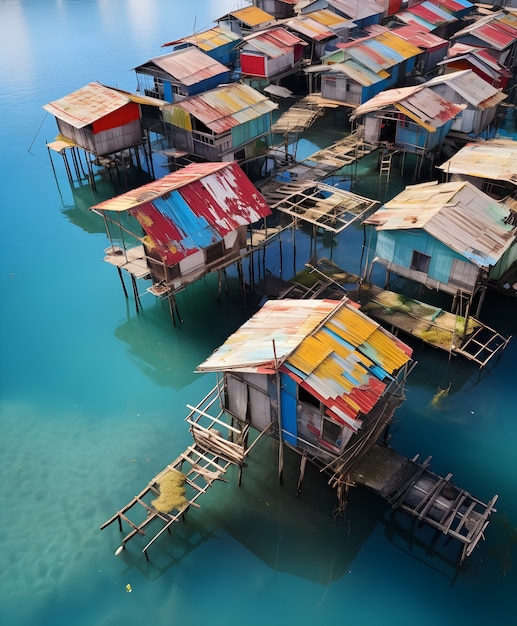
[270,94,333,135]
[351,444,498,564]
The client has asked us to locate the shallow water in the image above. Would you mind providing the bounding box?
[1,2,517,625]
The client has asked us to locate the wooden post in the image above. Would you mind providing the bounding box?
[117,267,129,298]
[273,340,284,484]
[297,452,307,496]
[131,274,141,313]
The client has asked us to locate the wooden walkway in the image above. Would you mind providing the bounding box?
[360,285,511,368]
[271,94,327,135]
[351,444,498,564]
[100,383,267,559]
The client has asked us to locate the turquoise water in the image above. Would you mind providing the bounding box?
[1,2,517,625]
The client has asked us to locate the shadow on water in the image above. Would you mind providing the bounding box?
[113,274,261,390]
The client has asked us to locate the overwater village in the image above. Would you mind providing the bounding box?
[43,0,517,567]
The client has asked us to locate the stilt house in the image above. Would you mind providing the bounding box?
[285,11,352,63]
[450,10,517,69]
[91,161,272,315]
[134,47,231,103]
[239,27,307,89]
[44,82,146,158]
[161,26,242,68]
[315,32,422,104]
[425,69,507,138]
[161,82,278,162]
[437,44,513,90]
[363,180,517,312]
[351,85,466,156]
[197,297,414,504]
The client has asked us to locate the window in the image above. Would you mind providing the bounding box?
[411,250,431,274]
[321,417,342,447]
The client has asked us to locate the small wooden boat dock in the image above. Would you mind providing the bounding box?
[350,444,498,564]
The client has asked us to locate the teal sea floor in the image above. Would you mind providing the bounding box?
[1,2,517,625]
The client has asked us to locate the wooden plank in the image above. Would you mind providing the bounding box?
[388,456,432,507]
[416,473,453,521]
[451,500,478,536]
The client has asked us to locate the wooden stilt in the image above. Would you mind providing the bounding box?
[117,267,129,298]
[131,274,141,313]
[297,452,307,496]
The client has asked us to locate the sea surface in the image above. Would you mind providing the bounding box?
[1,2,516,625]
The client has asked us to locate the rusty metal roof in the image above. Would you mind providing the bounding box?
[217,6,274,27]
[162,83,277,134]
[390,25,448,51]
[453,10,517,49]
[365,180,516,268]
[197,298,412,425]
[327,0,384,21]
[352,85,466,131]
[425,69,507,108]
[138,47,229,85]
[438,139,517,184]
[286,16,338,42]
[43,82,132,129]
[242,27,306,58]
[92,161,272,266]
[162,26,242,51]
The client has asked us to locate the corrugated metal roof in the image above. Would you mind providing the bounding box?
[242,27,306,58]
[353,85,465,130]
[162,26,242,51]
[286,16,337,42]
[365,180,516,268]
[322,60,386,86]
[218,6,274,27]
[162,83,277,134]
[197,298,412,425]
[425,69,506,108]
[374,31,423,59]
[472,22,516,50]
[142,47,229,86]
[438,139,517,184]
[409,1,458,26]
[327,0,384,21]
[92,161,272,265]
[391,25,448,50]
[396,11,435,31]
[431,0,473,14]
[309,8,353,28]
[43,82,131,129]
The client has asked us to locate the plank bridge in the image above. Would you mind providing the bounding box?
[351,445,498,564]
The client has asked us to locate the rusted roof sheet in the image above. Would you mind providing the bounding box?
[197,298,412,426]
[92,162,272,265]
[425,69,507,108]
[365,180,516,268]
[390,24,448,50]
[162,83,277,134]
[242,27,306,58]
[286,16,338,42]
[431,0,473,14]
[43,82,132,129]
[217,6,274,27]
[162,26,242,51]
[141,47,229,85]
[327,0,384,21]
[407,1,457,26]
[452,10,517,49]
[320,60,386,86]
[352,85,466,130]
[309,8,353,28]
[438,139,517,184]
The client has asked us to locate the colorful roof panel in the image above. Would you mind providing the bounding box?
[43,82,132,129]
[242,27,306,58]
[162,26,242,51]
[365,181,516,268]
[425,69,506,108]
[140,47,229,86]
[162,83,278,134]
[438,139,517,184]
[218,6,274,27]
[197,298,412,425]
[92,162,272,265]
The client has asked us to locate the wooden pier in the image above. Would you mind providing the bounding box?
[350,445,498,564]
[101,380,498,565]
